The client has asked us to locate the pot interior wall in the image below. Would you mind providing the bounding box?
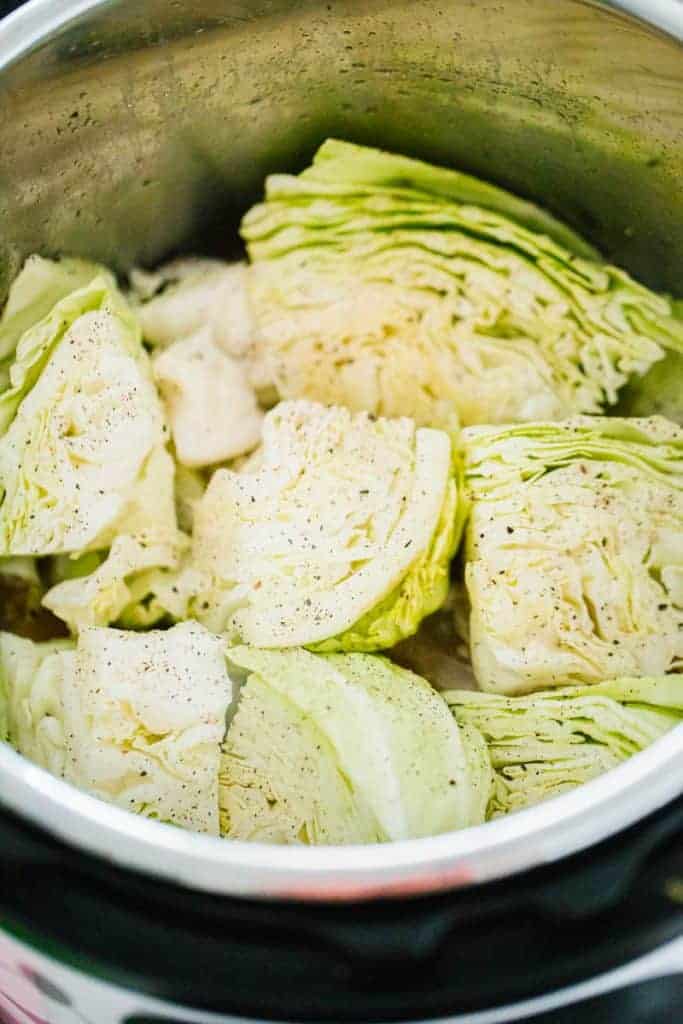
[0,0,682,304]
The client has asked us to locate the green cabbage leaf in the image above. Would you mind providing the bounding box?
[463,416,683,694]
[220,646,489,843]
[241,139,683,430]
[0,260,175,556]
[191,400,463,650]
[445,676,683,814]
[0,623,233,834]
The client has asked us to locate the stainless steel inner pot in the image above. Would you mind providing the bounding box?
[0,0,681,903]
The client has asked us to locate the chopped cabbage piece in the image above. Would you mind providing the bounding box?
[0,632,74,776]
[42,531,187,632]
[108,528,204,630]
[463,416,683,694]
[191,400,464,650]
[115,559,203,630]
[129,257,271,393]
[0,623,233,834]
[220,646,488,843]
[0,260,127,438]
[0,267,176,556]
[0,255,114,391]
[242,139,683,430]
[457,722,494,825]
[153,327,263,467]
[130,258,252,352]
[445,676,683,815]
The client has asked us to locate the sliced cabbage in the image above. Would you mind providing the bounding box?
[220,646,488,844]
[44,455,210,633]
[191,400,464,650]
[117,560,203,629]
[108,459,206,628]
[129,257,271,394]
[0,623,233,834]
[0,632,74,776]
[445,676,683,815]
[0,266,176,556]
[463,416,683,694]
[42,531,187,632]
[130,258,252,351]
[153,327,263,467]
[242,139,683,430]
[0,255,114,391]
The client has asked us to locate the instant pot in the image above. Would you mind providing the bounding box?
[1,1,683,1021]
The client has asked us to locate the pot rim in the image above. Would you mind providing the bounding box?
[0,0,682,903]
[1,727,682,901]
[1,0,682,65]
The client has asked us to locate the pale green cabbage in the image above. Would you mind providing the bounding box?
[153,328,263,468]
[390,584,476,692]
[191,400,464,650]
[220,646,489,844]
[0,255,113,392]
[0,623,233,834]
[241,139,683,431]
[463,416,683,694]
[130,258,253,351]
[0,260,176,556]
[0,259,123,436]
[0,632,74,775]
[445,676,683,815]
[130,257,272,395]
[42,531,188,633]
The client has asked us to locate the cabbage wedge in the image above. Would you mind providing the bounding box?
[191,400,464,650]
[220,646,490,844]
[0,259,176,556]
[463,416,683,694]
[445,676,683,815]
[0,623,233,834]
[0,255,113,392]
[241,139,683,430]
